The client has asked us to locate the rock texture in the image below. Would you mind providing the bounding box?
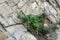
[5,25,37,40]
[0,0,60,40]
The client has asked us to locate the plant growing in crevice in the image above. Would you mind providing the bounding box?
[17,11,58,35]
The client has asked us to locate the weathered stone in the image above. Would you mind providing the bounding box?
[44,2,57,18]
[6,0,20,6]
[21,32,37,40]
[56,25,60,40]
[37,1,44,13]
[43,2,58,23]
[0,0,60,40]
[0,3,17,25]
[21,1,43,15]
[21,4,32,15]
[12,6,18,12]
[21,2,40,15]
[48,15,57,24]
[55,8,60,22]
[21,4,27,13]
[32,7,41,15]
[6,25,27,35]
[13,31,26,40]
[56,0,60,7]
[7,17,15,25]
[0,3,13,17]
[0,16,15,26]
[26,1,32,6]
[47,0,57,7]
[18,0,25,8]
[18,0,30,8]
[0,0,5,3]
[0,3,12,18]
[5,25,28,40]
[20,1,40,15]
[5,37,15,40]
[31,2,37,9]
[0,16,8,26]
[9,13,22,23]
[30,2,41,15]
[6,25,37,40]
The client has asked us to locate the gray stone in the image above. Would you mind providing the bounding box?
[0,3,17,25]
[43,2,57,23]
[5,37,15,40]
[32,7,40,15]
[31,2,37,10]
[13,31,26,40]
[6,25,27,35]
[37,1,44,14]
[56,0,60,7]
[10,13,22,23]
[55,8,60,22]
[21,2,42,15]
[56,26,60,40]
[6,25,37,40]
[30,2,41,15]
[12,6,18,12]
[7,17,15,25]
[48,0,57,7]
[18,0,25,8]
[6,0,20,6]
[0,16,8,26]
[21,4,32,15]
[0,3,13,18]
[49,15,57,24]
[0,0,5,3]
[5,25,28,40]
[1,16,15,26]
[21,32,37,40]
[18,0,29,9]
[44,2,57,18]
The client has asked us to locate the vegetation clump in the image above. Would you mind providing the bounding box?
[17,11,58,35]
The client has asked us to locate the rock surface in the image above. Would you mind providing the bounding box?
[5,25,37,40]
[0,0,60,40]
